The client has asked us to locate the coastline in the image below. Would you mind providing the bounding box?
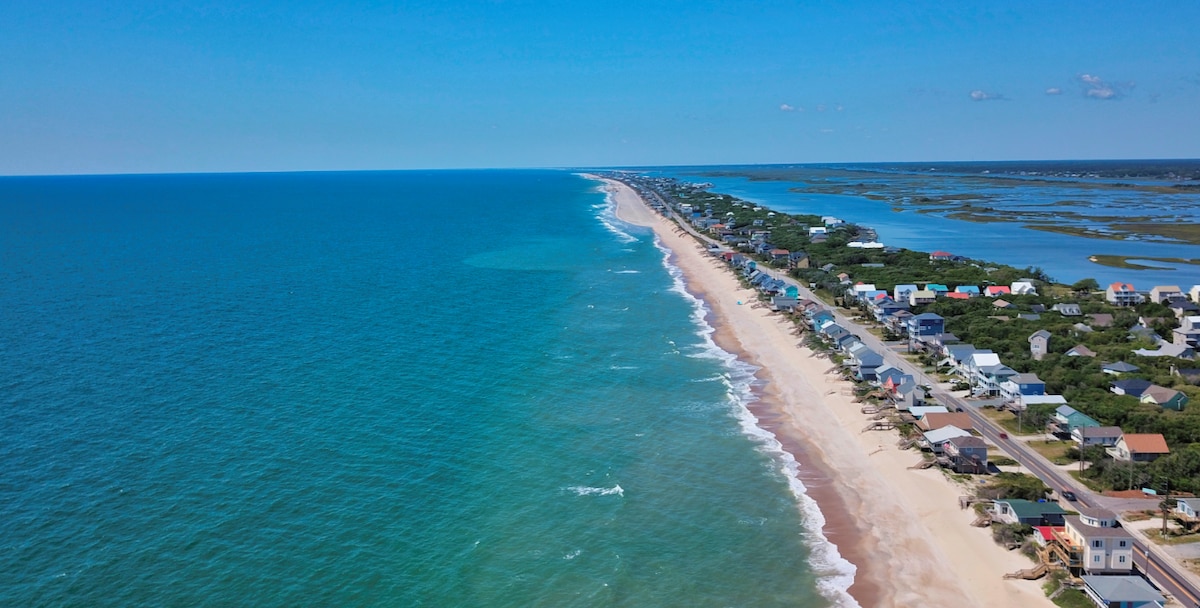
[592,175,1056,608]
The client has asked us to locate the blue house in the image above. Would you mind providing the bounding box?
[907,312,945,339]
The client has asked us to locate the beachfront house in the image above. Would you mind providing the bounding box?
[943,436,988,474]
[1107,433,1170,462]
[1041,508,1135,576]
[991,499,1067,526]
[1051,405,1099,435]
[1028,330,1051,361]
[1082,575,1165,608]
[999,373,1045,402]
[847,344,885,381]
[1072,426,1123,448]
[920,425,970,454]
[891,382,924,411]
[1107,282,1144,306]
[906,312,945,341]
[1140,385,1189,410]
[918,412,973,433]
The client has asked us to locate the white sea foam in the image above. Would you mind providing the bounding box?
[588,178,638,244]
[650,237,861,608]
[564,549,582,560]
[612,269,641,274]
[566,485,625,497]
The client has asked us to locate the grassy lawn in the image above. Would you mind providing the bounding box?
[1027,440,1075,465]
[1052,588,1093,608]
[1147,530,1200,546]
[978,408,1043,436]
[1066,470,1107,493]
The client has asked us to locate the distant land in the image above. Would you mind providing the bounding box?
[612,160,1200,288]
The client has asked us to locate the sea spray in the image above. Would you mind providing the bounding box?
[637,204,862,608]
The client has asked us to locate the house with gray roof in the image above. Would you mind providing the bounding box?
[1029,330,1051,361]
[1082,575,1164,608]
[1052,303,1082,316]
[1065,344,1097,357]
[1102,361,1140,375]
[1072,426,1123,447]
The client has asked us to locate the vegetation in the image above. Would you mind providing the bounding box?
[991,522,1034,546]
[977,472,1049,501]
[653,176,1200,493]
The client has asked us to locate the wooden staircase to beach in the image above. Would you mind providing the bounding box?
[861,420,896,432]
[908,458,935,469]
[1003,564,1048,580]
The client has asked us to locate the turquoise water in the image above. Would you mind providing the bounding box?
[0,171,850,606]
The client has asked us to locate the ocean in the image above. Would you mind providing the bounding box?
[0,170,851,607]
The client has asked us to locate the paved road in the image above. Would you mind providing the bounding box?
[623,176,1200,607]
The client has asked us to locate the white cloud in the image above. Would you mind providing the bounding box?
[1078,74,1131,100]
[1045,87,1063,95]
[780,103,796,112]
[969,89,1006,101]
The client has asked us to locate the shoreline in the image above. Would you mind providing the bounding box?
[591,174,1056,608]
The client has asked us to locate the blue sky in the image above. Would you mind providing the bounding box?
[3,1,1198,174]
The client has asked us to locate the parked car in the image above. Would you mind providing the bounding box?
[1061,490,1078,502]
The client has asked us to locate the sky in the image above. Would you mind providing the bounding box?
[2,1,1199,174]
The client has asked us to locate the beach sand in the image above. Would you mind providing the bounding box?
[596,176,1055,608]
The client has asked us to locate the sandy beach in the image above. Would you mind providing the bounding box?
[595,175,1056,608]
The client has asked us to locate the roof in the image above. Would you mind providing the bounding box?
[970,352,1002,367]
[945,292,970,299]
[992,298,1013,308]
[1078,426,1123,439]
[997,498,1067,519]
[923,425,971,444]
[1081,575,1164,604]
[1108,282,1136,291]
[946,435,986,449]
[1141,384,1184,404]
[1065,515,1133,541]
[919,412,973,432]
[1033,526,1060,542]
[1102,361,1140,372]
[1122,433,1170,454]
[1009,373,1043,384]
[909,405,950,417]
[1055,405,1078,417]
[1065,344,1097,357]
[1029,329,1051,340]
[1088,313,1114,327]
[1021,395,1067,405]
[1111,378,1152,395]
